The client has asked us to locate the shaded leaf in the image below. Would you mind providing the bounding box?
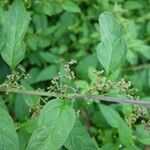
[64,118,98,150]
[36,65,58,82]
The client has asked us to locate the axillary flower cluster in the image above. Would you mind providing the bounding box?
[0,60,150,130]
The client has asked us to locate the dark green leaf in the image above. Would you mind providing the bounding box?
[0,95,8,111]
[14,94,30,121]
[36,65,58,82]
[64,118,99,150]
[17,129,30,150]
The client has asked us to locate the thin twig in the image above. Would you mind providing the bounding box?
[0,88,150,107]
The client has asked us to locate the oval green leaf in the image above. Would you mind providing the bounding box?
[26,99,75,150]
[0,0,30,69]
[0,108,19,150]
[97,12,127,74]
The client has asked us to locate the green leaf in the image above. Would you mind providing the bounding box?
[124,1,143,10]
[99,104,133,146]
[97,12,127,74]
[0,27,4,51]
[14,81,40,119]
[135,125,150,145]
[32,1,62,16]
[21,118,38,134]
[36,65,58,82]
[127,50,138,65]
[39,52,60,64]
[0,108,19,150]
[0,9,4,52]
[0,0,30,69]
[76,53,98,80]
[26,99,75,150]
[32,14,48,34]
[14,94,30,121]
[0,95,8,111]
[64,118,99,150]
[100,143,118,150]
[118,122,133,147]
[55,12,75,38]
[122,146,141,150]
[62,0,81,13]
[99,104,120,128]
[17,129,30,150]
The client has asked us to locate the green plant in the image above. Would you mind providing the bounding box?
[0,0,150,150]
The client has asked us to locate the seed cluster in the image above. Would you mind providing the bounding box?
[0,62,149,130]
[47,60,78,99]
[86,70,138,100]
[0,65,29,91]
[124,104,150,131]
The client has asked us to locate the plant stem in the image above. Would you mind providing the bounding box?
[0,88,57,97]
[0,88,150,107]
[75,95,150,107]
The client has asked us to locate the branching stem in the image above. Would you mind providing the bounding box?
[0,88,150,107]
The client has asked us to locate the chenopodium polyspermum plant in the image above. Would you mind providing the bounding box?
[0,1,150,149]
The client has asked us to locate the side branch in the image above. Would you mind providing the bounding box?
[0,88,150,107]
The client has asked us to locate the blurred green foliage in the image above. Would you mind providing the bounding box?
[0,0,150,149]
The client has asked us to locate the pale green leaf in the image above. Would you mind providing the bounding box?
[0,108,19,150]
[124,1,143,10]
[1,0,30,69]
[26,99,75,150]
[62,0,81,13]
[97,12,127,74]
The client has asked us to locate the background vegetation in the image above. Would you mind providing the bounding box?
[0,0,150,150]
